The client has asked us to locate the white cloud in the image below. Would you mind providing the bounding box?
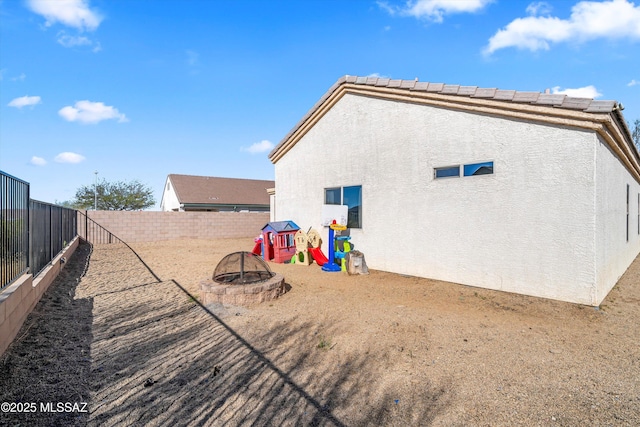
[54,152,86,164]
[241,140,275,154]
[367,73,390,78]
[629,79,640,87]
[526,2,553,16]
[27,0,102,31]
[58,100,128,124]
[551,85,602,98]
[379,0,493,23]
[57,32,92,47]
[30,156,47,166]
[56,32,101,52]
[377,1,397,16]
[0,70,26,82]
[485,0,640,55]
[8,95,42,108]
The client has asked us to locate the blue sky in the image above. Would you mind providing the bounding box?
[1,0,639,208]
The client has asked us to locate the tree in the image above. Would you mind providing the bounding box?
[632,119,640,150]
[73,179,156,211]
[54,200,77,209]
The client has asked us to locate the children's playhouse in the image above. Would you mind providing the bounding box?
[260,221,299,264]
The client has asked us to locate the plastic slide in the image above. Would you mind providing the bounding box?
[251,242,262,256]
[308,247,329,266]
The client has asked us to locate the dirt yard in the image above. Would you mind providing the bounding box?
[1,237,639,426]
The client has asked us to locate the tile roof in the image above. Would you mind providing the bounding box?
[342,75,617,111]
[168,174,274,206]
[270,75,623,163]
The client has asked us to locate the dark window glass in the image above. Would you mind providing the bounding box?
[343,186,362,229]
[325,188,341,205]
[434,166,460,179]
[464,161,494,176]
[627,184,630,242]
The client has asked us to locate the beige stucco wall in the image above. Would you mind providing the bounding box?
[595,135,640,303]
[273,92,633,305]
[82,211,269,242]
[267,188,276,222]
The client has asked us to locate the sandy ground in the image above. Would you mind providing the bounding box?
[1,237,639,426]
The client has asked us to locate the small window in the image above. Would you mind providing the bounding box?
[434,166,460,179]
[464,161,494,176]
[626,184,630,242]
[325,188,341,205]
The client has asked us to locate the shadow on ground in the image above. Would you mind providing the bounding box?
[0,241,449,426]
[0,243,94,427]
[78,243,449,426]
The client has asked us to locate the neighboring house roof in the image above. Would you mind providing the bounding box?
[167,174,274,207]
[269,75,639,182]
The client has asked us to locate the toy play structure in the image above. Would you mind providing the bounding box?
[322,220,346,272]
[253,219,364,272]
[293,229,312,265]
[260,221,299,264]
[289,228,328,266]
[251,236,263,256]
[306,228,329,266]
[335,235,352,271]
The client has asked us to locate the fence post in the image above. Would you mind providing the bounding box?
[26,180,30,275]
[49,204,52,266]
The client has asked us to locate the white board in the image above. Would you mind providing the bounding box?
[321,204,348,227]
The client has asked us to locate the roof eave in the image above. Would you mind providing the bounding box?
[269,76,639,183]
[181,203,269,210]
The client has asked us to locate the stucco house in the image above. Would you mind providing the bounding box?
[268,75,640,306]
[160,174,274,212]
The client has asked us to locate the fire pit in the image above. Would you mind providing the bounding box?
[200,251,285,306]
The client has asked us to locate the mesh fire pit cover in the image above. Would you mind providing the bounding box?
[213,251,275,284]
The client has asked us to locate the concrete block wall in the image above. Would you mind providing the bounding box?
[83,211,270,242]
[0,237,80,356]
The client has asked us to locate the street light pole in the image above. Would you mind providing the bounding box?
[94,171,98,210]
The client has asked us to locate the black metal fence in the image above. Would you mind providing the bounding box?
[77,210,124,245]
[29,200,77,278]
[1,171,78,290]
[1,171,30,290]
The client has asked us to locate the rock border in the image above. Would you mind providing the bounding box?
[200,273,285,306]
